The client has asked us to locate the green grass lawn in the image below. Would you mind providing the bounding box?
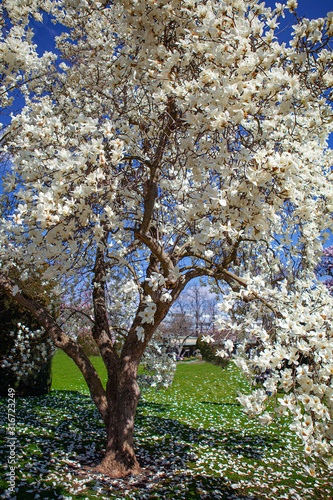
[0,350,332,499]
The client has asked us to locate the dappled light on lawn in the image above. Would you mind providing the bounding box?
[1,360,332,499]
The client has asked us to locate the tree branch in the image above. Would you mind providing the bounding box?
[0,272,109,424]
[60,307,94,327]
[92,247,120,372]
[134,230,175,280]
[139,101,175,236]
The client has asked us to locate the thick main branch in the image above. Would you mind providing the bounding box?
[134,230,175,279]
[140,100,176,236]
[92,247,119,373]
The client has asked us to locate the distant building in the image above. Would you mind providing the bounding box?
[169,336,199,358]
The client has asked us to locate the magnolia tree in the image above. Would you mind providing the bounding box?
[1,0,333,478]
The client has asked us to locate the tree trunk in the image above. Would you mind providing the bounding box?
[95,360,142,478]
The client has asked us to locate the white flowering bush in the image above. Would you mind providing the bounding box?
[1,323,55,382]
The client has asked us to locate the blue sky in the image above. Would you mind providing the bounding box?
[292,0,332,18]
[268,0,332,19]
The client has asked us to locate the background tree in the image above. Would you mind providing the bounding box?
[157,310,194,358]
[158,283,218,356]
[183,284,217,336]
[0,0,333,478]
[316,246,333,295]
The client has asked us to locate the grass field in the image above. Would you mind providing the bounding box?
[1,350,333,499]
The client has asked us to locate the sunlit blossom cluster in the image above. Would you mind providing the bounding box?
[0,0,55,160]
[1,0,332,288]
[215,279,333,463]
[138,340,177,391]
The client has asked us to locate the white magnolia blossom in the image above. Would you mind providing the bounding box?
[146,272,165,291]
[215,349,229,358]
[11,284,20,296]
[136,326,145,342]
[138,303,157,324]
[225,340,234,352]
[201,335,215,344]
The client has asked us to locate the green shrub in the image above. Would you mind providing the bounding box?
[196,335,229,369]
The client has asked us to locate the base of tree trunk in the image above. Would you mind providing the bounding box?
[93,451,141,478]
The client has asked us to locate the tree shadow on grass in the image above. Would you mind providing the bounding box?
[138,399,173,413]
[102,471,262,500]
[0,392,276,500]
[201,401,241,406]
[136,404,281,461]
[0,391,106,499]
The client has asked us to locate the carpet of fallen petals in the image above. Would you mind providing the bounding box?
[1,362,332,499]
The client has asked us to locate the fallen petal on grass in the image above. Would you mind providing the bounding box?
[0,353,332,499]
